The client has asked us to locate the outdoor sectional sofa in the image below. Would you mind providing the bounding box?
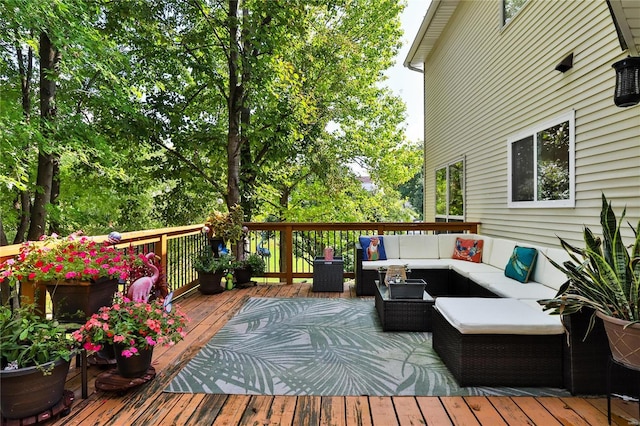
[355,233,639,394]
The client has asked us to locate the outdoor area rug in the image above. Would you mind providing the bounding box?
[165,297,570,397]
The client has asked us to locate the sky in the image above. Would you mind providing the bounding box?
[384,0,431,143]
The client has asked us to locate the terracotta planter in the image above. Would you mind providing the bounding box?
[198,271,225,294]
[596,311,640,370]
[0,358,70,419]
[46,277,119,322]
[114,344,154,378]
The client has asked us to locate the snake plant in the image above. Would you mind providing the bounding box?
[540,194,640,331]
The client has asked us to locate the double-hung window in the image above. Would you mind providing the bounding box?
[507,111,575,208]
[435,159,464,221]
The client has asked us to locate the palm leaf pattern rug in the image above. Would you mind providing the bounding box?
[165,297,569,396]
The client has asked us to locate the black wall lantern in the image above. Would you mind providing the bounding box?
[612,56,640,107]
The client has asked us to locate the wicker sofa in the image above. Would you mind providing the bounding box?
[355,233,569,299]
[355,233,640,394]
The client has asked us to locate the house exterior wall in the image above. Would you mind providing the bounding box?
[421,0,639,248]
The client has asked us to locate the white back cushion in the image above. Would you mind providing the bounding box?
[438,233,492,262]
[398,235,439,259]
[538,247,571,291]
[488,238,517,269]
[381,235,400,259]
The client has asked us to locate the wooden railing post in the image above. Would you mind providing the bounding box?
[160,233,168,285]
[285,224,293,285]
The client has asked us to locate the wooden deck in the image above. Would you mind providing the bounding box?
[49,282,639,426]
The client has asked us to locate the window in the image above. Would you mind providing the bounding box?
[436,159,464,221]
[503,0,527,26]
[507,111,575,208]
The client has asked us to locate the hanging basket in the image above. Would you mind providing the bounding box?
[612,56,640,107]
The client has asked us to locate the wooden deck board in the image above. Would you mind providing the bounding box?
[46,282,638,426]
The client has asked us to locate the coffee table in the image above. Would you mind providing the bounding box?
[374,280,434,332]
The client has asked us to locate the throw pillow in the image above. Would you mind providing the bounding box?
[504,246,538,283]
[452,238,483,263]
[359,236,387,261]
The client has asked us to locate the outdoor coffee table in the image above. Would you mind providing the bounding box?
[374,279,434,332]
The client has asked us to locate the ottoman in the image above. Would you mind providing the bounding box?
[432,297,565,387]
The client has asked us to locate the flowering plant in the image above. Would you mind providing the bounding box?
[0,232,132,288]
[203,203,244,243]
[72,292,189,357]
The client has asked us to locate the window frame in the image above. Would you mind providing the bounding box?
[502,0,528,27]
[435,157,465,221]
[507,110,576,208]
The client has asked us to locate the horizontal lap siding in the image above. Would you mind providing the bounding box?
[422,0,640,248]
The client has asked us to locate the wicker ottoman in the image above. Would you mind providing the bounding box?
[432,297,565,387]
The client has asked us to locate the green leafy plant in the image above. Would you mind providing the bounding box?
[192,250,235,274]
[540,194,640,332]
[0,304,79,373]
[236,253,266,276]
[72,292,189,358]
[203,204,244,243]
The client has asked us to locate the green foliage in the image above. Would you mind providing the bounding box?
[540,194,640,327]
[192,250,234,274]
[0,304,79,372]
[237,253,266,276]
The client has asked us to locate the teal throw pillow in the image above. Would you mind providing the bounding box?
[504,246,538,283]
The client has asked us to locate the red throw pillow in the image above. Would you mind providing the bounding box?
[452,238,483,263]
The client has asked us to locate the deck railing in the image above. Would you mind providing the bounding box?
[0,222,480,302]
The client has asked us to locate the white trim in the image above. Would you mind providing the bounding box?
[435,157,466,220]
[507,110,576,208]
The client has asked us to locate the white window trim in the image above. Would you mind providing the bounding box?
[435,157,465,221]
[507,110,576,208]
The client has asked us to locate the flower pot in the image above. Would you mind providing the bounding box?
[198,271,225,294]
[114,345,154,378]
[596,311,640,370]
[0,358,70,419]
[234,267,252,285]
[208,237,226,258]
[46,277,119,322]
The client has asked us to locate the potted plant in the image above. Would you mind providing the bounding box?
[193,249,235,294]
[0,232,135,321]
[233,253,266,285]
[202,204,244,257]
[0,304,79,419]
[72,292,188,378]
[540,194,640,369]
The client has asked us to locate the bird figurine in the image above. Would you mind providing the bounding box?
[127,252,159,303]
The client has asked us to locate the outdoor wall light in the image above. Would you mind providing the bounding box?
[612,56,640,107]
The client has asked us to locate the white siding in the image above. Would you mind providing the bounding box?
[422,0,640,248]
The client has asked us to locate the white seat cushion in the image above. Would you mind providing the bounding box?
[449,260,501,277]
[434,297,565,335]
[468,272,558,299]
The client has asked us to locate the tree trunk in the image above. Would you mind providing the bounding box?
[13,191,30,244]
[227,0,241,210]
[27,32,60,241]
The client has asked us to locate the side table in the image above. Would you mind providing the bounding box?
[313,257,344,292]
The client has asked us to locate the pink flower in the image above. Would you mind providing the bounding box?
[65,271,77,279]
[145,336,156,346]
[113,335,125,343]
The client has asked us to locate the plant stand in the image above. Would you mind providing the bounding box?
[1,390,74,426]
[607,356,640,425]
[95,367,156,394]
